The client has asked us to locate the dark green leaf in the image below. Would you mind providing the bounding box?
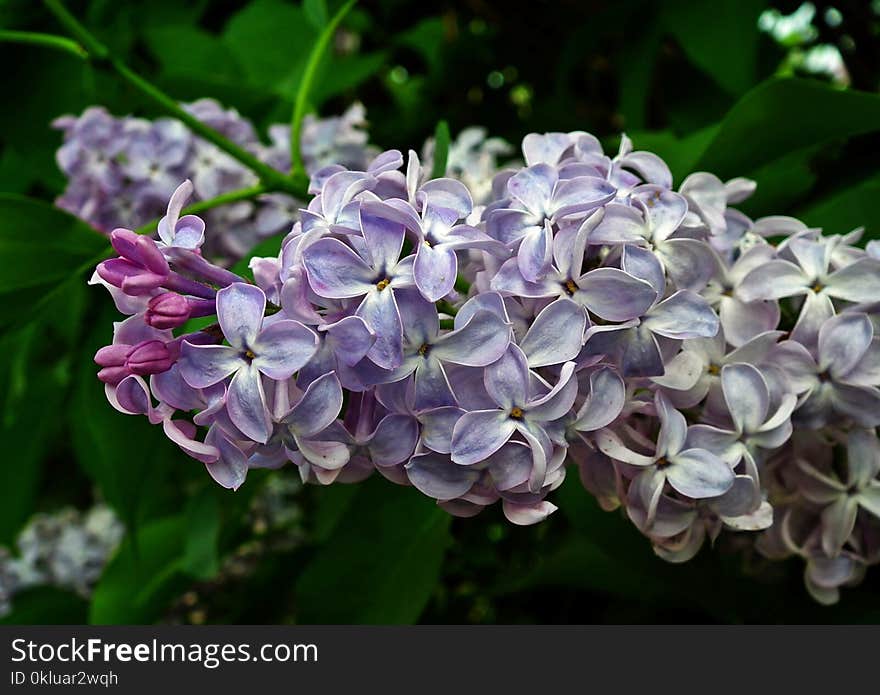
[0,194,106,330]
[431,120,450,179]
[303,0,328,29]
[662,0,766,96]
[797,173,880,239]
[0,587,88,625]
[182,489,222,579]
[311,51,388,103]
[71,301,185,531]
[695,79,880,178]
[89,516,188,624]
[296,477,452,623]
[222,0,312,93]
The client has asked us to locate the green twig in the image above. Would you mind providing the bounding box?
[133,184,267,235]
[43,0,305,197]
[289,0,357,177]
[0,29,86,58]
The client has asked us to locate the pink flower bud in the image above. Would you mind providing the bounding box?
[125,340,176,376]
[145,292,191,329]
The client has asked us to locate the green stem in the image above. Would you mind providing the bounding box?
[289,0,357,177]
[0,29,87,58]
[133,184,267,235]
[43,0,306,197]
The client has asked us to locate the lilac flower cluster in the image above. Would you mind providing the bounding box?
[91,130,880,603]
[0,506,123,617]
[55,101,374,260]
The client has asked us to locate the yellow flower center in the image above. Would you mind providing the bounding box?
[510,407,524,420]
[376,278,391,291]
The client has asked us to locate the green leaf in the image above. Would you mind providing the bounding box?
[296,477,452,623]
[695,78,880,179]
[797,173,880,239]
[71,301,184,531]
[222,0,312,92]
[0,194,106,330]
[662,0,766,96]
[1,587,88,625]
[0,353,64,544]
[89,516,189,624]
[397,17,445,73]
[430,120,450,179]
[310,482,359,543]
[144,25,247,85]
[311,51,388,104]
[182,489,221,579]
[303,0,328,29]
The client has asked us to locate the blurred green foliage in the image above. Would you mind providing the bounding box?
[1,0,879,624]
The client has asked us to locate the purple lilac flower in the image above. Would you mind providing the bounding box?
[55,100,380,261]
[179,283,318,443]
[88,124,880,600]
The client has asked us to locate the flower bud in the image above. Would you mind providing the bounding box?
[145,292,191,329]
[125,340,176,376]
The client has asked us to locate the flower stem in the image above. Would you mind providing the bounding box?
[42,0,306,198]
[133,184,268,235]
[0,29,87,58]
[289,0,357,178]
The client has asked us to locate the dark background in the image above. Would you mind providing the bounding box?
[1,0,879,624]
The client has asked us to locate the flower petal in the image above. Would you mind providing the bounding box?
[484,344,530,409]
[226,363,272,443]
[323,316,376,367]
[519,298,586,367]
[576,267,658,321]
[719,297,779,348]
[406,452,480,500]
[419,406,465,454]
[525,362,577,422]
[451,410,517,465]
[737,260,808,301]
[179,343,242,389]
[414,356,456,410]
[302,237,375,299]
[508,163,555,216]
[721,363,770,434]
[432,309,511,367]
[517,221,553,282]
[825,257,880,302]
[818,312,873,377]
[666,448,735,499]
[572,367,626,432]
[357,288,404,369]
[414,242,457,302]
[283,371,343,437]
[253,320,318,380]
[502,499,558,525]
[655,391,687,458]
[644,290,719,339]
[204,425,249,490]
[217,283,265,349]
[368,413,419,465]
[821,496,859,557]
[847,429,880,488]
